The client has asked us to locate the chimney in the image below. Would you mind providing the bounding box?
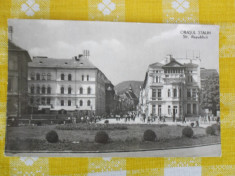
[83,50,90,59]
[165,54,173,63]
[8,26,13,41]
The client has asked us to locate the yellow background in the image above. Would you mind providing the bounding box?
[0,0,235,175]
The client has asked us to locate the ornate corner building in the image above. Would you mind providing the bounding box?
[139,55,201,120]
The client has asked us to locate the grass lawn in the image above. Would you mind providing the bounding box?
[5,124,221,152]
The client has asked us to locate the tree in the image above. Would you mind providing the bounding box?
[200,74,220,115]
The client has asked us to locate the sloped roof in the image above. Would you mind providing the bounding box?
[29,56,96,69]
[201,69,218,79]
[149,62,163,69]
[8,40,31,62]
[184,62,198,68]
[162,58,185,68]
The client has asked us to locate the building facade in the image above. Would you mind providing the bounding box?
[7,40,32,118]
[139,55,201,120]
[28,52,113,116]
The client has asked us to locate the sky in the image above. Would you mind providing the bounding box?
[9,19,219,85]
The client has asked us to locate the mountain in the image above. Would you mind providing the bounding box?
[114,81,143,98]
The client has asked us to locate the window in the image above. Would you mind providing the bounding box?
[173,106,178,115]
[36,86,40,94]
[61,86,64,94]
[156,76,160,83]
[61,74,65,80]
[42,73,46,80]
[61,100,64,106]
[187,104,191,114]
[193,104,197,114]
[87,75,89,81]
[168,106,171,115]
[168,89,171,97]
[152,105,156,115]
[30,97,34,104]
[47,73,51,80]
[80,100,83,106]
[41,97,46,105]
[179,88,181,97]
[30,73,35,80]
[173,88,177,98]
[82,75,84,81]
[157,89,161,98]
[80,87,83,94]
[30,85,34,94]
[42,86,46,94]
[187,89,191,98]
[8,77,13,92]
[87,100,91,106]
[47,86,51,94]
[158,105,162,116]
[36,73,40,80]
[68,74,72,81]
[36,98,40,104]
[68,100,71,106]
[47,98,50,105]
[192,89,197,100]
[152,89,156,100]
[190,75,193,82]
[68,87,72,94]
[87,87,91,94]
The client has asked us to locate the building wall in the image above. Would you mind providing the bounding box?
[7,51,30,118]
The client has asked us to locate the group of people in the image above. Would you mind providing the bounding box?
[140,114,166,123]
[113,112,137,122]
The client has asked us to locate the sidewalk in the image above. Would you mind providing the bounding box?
[97,117,216,128]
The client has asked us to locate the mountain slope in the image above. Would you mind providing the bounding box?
[114,80,143,98]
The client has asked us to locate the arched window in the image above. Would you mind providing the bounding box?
[36,85,40,94]
[30,73,35,80]
[87,87,91,94]
[42,85,46,94]
[87,100,91,106]
[47,86,51,94]
[80,100,83,106]
[68,86,72,94]
[36,73,40,80]
[47,73,51,80]
[61,86,64,94]
[68,74,72,81]
[30,85,34,94]
[61,73,65,80]
[68,100,71,106]
[80,87,83,94]
[87,75,89,81]
[82,75,84,81]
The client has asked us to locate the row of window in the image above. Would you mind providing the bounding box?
[30,85,92,95]
[152,88,197,99]
[152,104,197,115]
[30,73,90,81]
[60,100,91,106]
[30,98,92,107]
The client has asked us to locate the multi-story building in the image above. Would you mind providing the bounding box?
[7,40,31,119]
[28,51,113,116]
[139,55,201,120]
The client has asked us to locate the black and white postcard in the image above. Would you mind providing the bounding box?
[5,19,220,157]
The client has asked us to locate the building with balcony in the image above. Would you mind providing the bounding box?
[139,55,201,120]
[28,51,113,116]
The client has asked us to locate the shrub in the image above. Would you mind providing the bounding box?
[95,131,109,144]
[46,130,59,143]
[211,124,220,135]
[182,127,194,138]
[104,120,109,124]
[143,129,157,142]
[206,126,215,135]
